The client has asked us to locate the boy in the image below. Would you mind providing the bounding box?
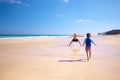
[82,33,96,61]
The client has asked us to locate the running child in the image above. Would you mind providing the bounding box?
[82,33,96,61]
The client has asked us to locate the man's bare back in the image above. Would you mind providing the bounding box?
[69,33,83,46]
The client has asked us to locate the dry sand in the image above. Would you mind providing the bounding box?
[0,35,120,80]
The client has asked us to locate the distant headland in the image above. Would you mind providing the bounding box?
[98,29,120,35]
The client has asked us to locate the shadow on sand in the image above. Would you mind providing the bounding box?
[58,59,86,62]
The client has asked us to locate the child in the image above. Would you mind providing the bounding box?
[69,33,83,46]
[82,33,96,61]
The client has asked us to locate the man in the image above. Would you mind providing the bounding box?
[69,33,83,46]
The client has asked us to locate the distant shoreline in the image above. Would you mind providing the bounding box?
[0,34,71,39]
[0,34,86,39]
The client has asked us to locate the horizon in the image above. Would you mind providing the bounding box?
[0,28,120,35]
[0,0,120,35]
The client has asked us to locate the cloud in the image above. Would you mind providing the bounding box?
[75,19,91,23]
[62,0,69,3]
[0,0,30,6]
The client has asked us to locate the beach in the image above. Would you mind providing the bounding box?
[0,35,120,80]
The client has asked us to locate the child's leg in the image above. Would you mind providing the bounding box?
[89,48,91,59]
[85,47,89,61]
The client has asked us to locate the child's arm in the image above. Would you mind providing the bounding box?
[82,38,86,46]
[91,39,97,46]
[92,42,97,46]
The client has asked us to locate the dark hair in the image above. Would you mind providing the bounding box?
[86,33,91,37]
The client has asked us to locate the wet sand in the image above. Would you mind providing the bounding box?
[0,35,120,80]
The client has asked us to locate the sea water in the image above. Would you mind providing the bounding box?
[0,34,70,39]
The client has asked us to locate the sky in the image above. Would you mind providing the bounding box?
[0,0,120,35]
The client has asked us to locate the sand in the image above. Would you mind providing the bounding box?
[0,35,120,80]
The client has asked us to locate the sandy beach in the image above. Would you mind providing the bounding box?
[0,35,120,80]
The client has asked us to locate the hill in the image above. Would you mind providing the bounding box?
[98,29,120,35]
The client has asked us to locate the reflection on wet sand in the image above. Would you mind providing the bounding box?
[69,46,81,57]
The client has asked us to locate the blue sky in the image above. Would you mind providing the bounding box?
[0,0,120,35]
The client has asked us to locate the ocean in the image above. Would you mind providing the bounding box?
[0,34,71,39]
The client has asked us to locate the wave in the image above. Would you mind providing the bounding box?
[0,34,70,40]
